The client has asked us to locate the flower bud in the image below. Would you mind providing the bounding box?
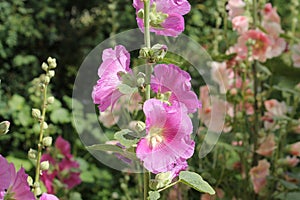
[28,148,38,159]
[42,122,48,130]
[42,136,53,147]
[40,161,50,171]
[41,62,48,71]
[48,70,55,78]
[44,76,50,84]
[27,176,33,186]
[0,121,10,135]
[47,57,57,69]
[47,96,55,104]
[32,108,41,119]
[34,186,42,196]
[135,121,146,132]
[137,77,145,87]
[139,47,150,59]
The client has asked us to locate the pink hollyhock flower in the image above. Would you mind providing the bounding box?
[211,62,231,94]
[226,0,246,20]
[285,156,300,167]
[288,142,300,157]
[236,30,271,62]
[264,99,287,117]
[151,64,201,113]
[256,134,276,157]
[0,155,35,200]
[292,43,300,68]
[41,136,81,194]
[136,99,195,174]
[262,3,280,24]
[249,159,270,194]
[133,0,191,37]
[40,193,60,200]
[92,45,131,112]
[232,16,249,34]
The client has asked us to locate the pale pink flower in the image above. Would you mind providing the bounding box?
[136,99,195,174]
[232,16,249,34]
[151,64,201,113]
[266,37,286,59]
[211,62,230,94]
[262,3,280,24]
[0,155,35,200]
[291,43,300,68]
[40,193,60,200]
[236,30,271,62]
[226,0,246,19]
[98,109,120,128]
[285,156,300,167]
[289,142,300,157]
[133,0,191,36]
[264,99,287,117]
[249,159,270,194]
[92,45,132,112]
[256,134,276,157]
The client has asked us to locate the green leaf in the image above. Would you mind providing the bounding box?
[148,191,160,200]
[118,84,137,95]
[179,171,215,195]
[50,108,70,123]
[86,144,137,161]
[114,129,139,148]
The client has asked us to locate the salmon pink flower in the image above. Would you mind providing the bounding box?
[249,159,270,194]
[256,134,276,157]
[236,30,271,62]
[136,99,195,174]
[232,16,249,34]
[226,0,246,19]
[151,64,200,113]
[264,99,287,118]
[133,0,191,37]
[292,43,300,68]
[285,156,300,167]
[288,142,300,157]
[262,3,280,23]
[0,154,35,200]
[92,45,132,112]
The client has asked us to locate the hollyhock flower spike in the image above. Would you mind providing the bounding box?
[136,99,195,174]
[92,45,132,112]
[249,159,270,194]
[0,154,35,200]
[151,64,201,113]
[133,0,191,37]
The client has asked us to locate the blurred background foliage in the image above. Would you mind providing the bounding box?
[0,0,299,199]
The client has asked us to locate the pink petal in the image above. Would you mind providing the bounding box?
[40,193,60,200]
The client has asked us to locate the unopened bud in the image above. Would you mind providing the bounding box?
[137,77,145,87]
[135,121,146,132]
[0,121,10,135]
[32,109,41,119]
[139,47,150,59]
[42,122,48,130]
[42,136,53,147]
[34,186,42,196]
[47,96,55,104]
[28,148,38,159]
[48,70,55,78]
[47,57,57,69]
[40,161,50,171]
[44,76,50,84]
[27,176,33,186]
[41,62,48,71]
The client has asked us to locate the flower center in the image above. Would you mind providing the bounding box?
[147,127,164,148]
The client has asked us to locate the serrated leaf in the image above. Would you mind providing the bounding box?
[148,191,160,200]
[114,129,139,148]
[179,171,215,195]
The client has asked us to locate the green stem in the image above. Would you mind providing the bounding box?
[157,180,180,193]
[34,84,48,197]
[143,0,151,199]
[252,0,257,28]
